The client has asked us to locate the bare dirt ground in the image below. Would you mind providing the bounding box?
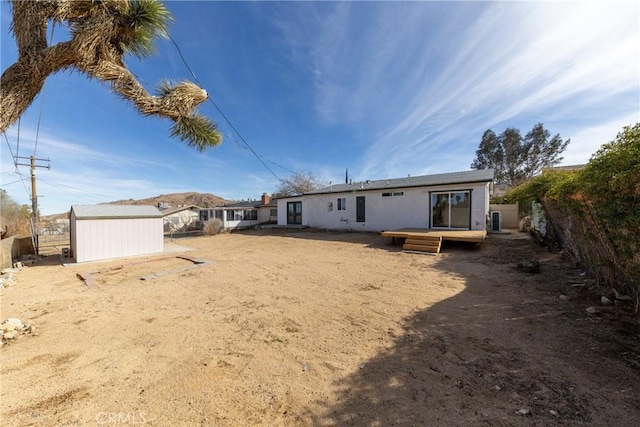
[1,229,639,426]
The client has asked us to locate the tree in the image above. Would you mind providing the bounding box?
[0,189,31,238]
[471,123,570,187]
[273,173,326,198]
[0,0,220,151]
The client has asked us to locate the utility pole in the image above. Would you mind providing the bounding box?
[15,155,50,254]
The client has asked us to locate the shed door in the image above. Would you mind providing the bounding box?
[356,196,366,222]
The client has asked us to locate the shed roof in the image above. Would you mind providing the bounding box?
[305,169,494,196]
[71,205,163,220]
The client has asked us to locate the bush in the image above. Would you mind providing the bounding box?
[505,123,640,302]
[202,218,224,235]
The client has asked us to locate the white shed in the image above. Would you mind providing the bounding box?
[69,205,163,263]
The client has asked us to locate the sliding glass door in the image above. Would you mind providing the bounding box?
[431,191,470,229]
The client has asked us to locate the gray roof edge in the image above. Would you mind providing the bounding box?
[306,169,494,195]
[71,204,163,219]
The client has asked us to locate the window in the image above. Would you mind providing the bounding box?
[243,210,258,221]
[270,208,277,217]
[226,210,238,221]
[382,191,404,197]
[337,197,347,211]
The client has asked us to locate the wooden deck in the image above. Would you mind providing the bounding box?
[381,228,487,243]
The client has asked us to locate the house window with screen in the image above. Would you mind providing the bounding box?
[337,197,347,211]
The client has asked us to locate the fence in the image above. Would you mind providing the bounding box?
[489,203,520,229]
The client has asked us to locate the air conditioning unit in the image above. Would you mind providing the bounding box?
[491,211,502,232]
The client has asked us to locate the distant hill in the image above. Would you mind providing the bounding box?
[43,192,231,219]
[109,192,229,209]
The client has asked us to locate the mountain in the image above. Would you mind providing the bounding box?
[109,192,229,209]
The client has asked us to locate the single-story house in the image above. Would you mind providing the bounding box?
[161,205,201,232]
[70,205,163,263]
[199,193,277,231]
[276,169,494,232]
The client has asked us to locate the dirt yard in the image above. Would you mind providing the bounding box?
[1,229,639,426]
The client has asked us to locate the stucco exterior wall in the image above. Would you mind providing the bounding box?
[257,207,277,224]
[71,215,163,263]
[277,182,491,232]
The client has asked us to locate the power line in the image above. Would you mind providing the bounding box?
[2,132,16,163]
[167,34,287,183]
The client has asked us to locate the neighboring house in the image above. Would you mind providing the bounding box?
[255,193,278,224]
[199,194,277,231]
[276,169,494,232]
[161,205,201,232]
[70,205,163,263]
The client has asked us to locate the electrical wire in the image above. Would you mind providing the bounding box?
[167,34,287,183]
[3,132,16,163]
[15,118,20,162]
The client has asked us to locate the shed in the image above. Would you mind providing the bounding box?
[69,205,163,263]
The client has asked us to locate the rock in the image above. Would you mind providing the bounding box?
[601,296,613,305]
[3,331,17,340]
[550,410,559,417]
[517,259,540,274]
[586,306,601,314]
[613,289,634,302]
[559,295,569,301]
[493,385,502,391]
[516,408,531,416]
[2,317,24,331]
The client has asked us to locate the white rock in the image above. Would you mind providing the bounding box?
[586,306,601,314]
[5,318,24,329]
[550,410,558,417]
[601,296,613,305]
[516,408,530,416]
[559,295,569,301]
[3,331,17,340]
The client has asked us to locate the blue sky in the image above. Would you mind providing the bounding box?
[1,1,639,215]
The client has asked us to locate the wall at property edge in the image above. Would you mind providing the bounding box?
[277,182,490,232]
[73,217,163,263]
[489,203,520,229]
[0,236,36,268]
[0,236,16,269]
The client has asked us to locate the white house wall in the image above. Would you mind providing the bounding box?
[277,182,490,232]
[73,217,163,263]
